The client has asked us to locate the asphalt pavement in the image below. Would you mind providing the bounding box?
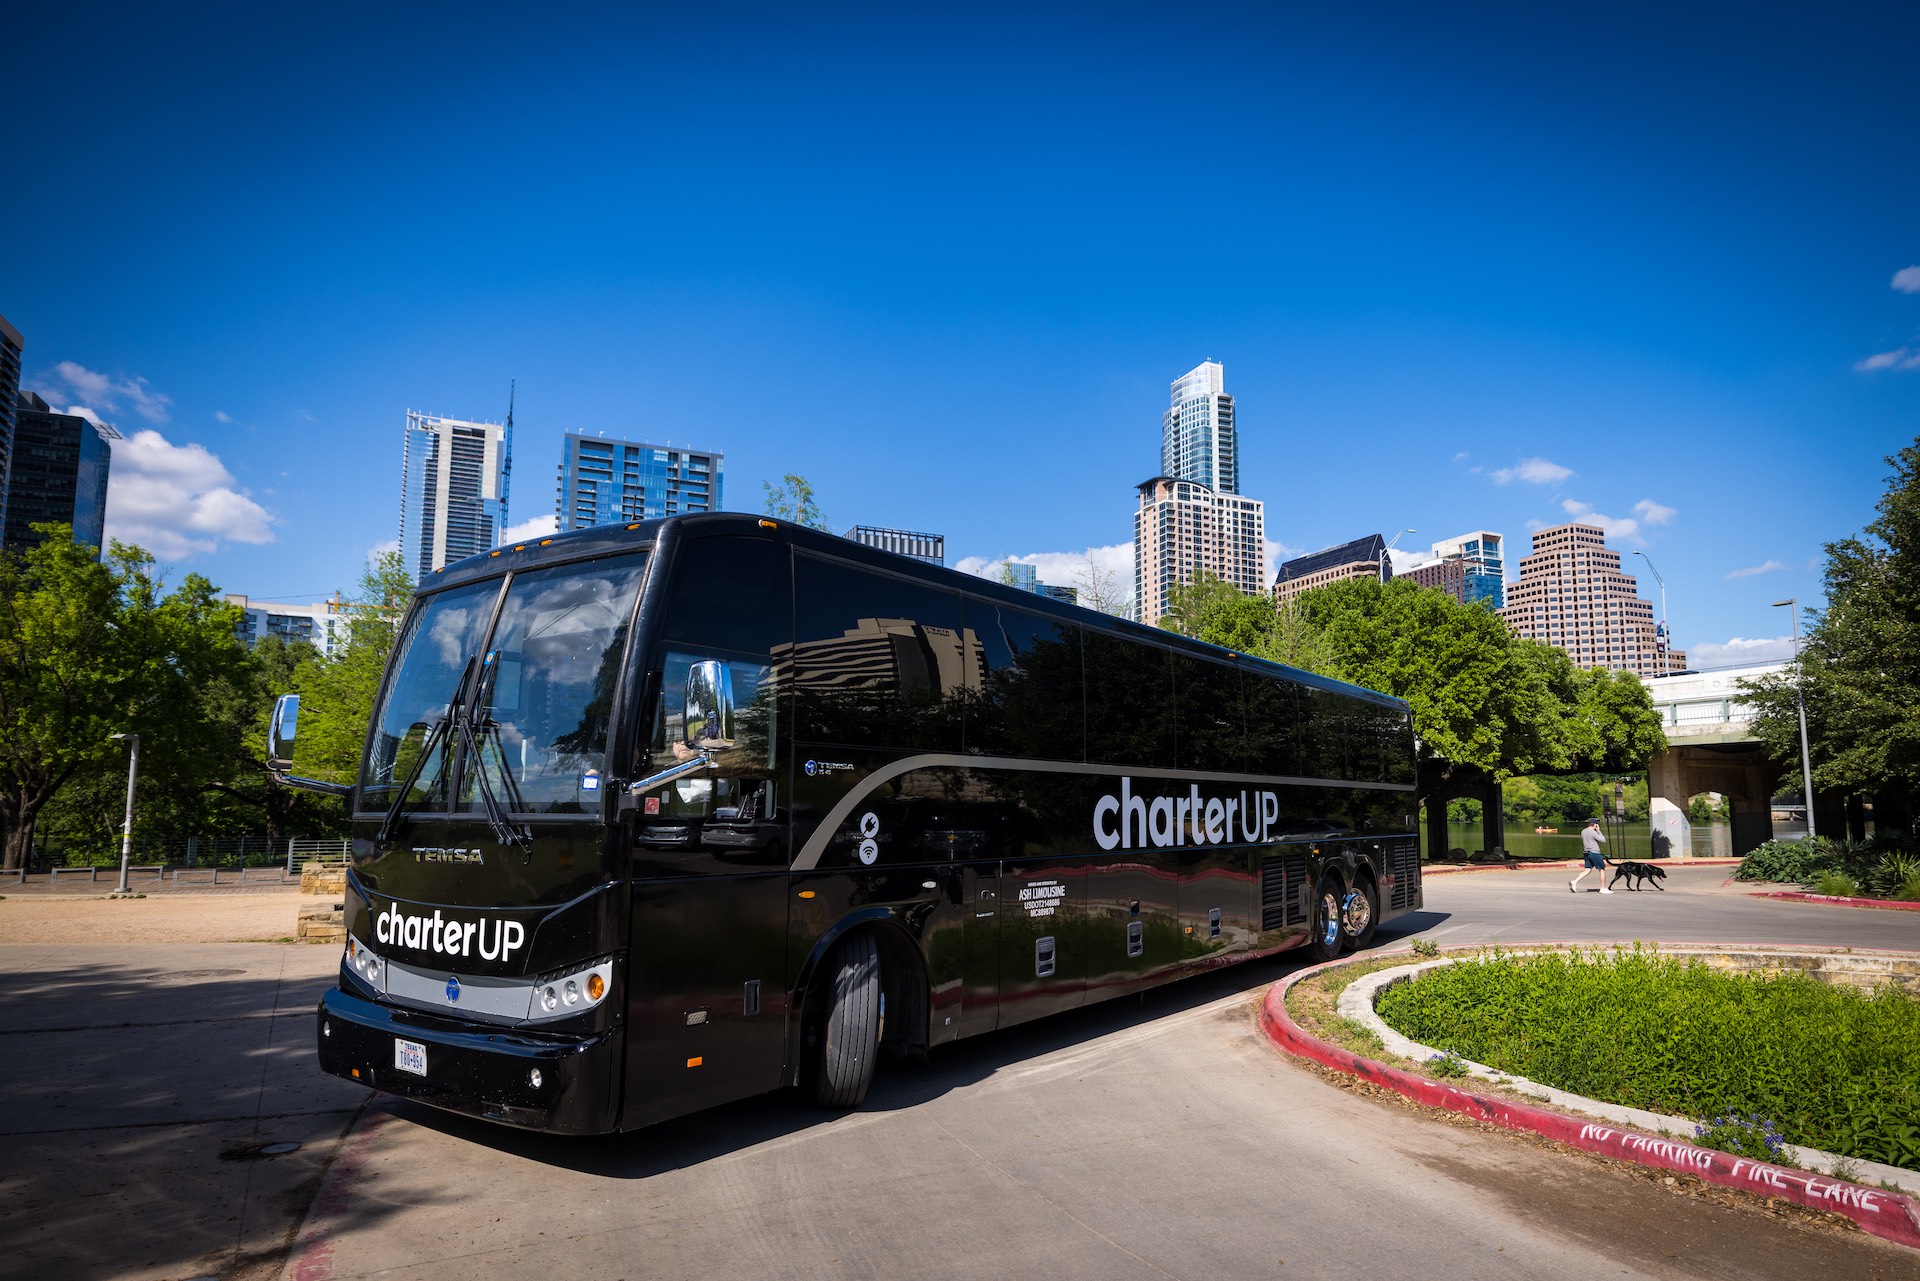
[3,867,1917,1281]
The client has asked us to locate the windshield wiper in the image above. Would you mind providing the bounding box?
[459,651,533,854]
[375,656,476,845]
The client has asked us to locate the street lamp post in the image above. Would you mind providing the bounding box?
[110,732,140,894]
[1635,551,1670,668]
[1380,528,1417,583]
[1772,598,1817,840]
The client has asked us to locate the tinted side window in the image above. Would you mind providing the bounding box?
[790,556,967,752]
[662,536,792,657]
[1301,686,1349,780]
[1244,672,1304,777]
[1084,632,1173,768]
[1174,653,1244,772]
[965,601,1082,761]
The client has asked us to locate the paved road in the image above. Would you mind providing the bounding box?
[278,867,1920,1281]
[0,942,363,1281]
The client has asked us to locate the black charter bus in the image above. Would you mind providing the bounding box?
[269,513,1420,1135]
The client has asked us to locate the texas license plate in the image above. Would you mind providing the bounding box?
[394,1037,428,1077]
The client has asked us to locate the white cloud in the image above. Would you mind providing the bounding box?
[1855,347,1920,372]
[1452,451,1470,462]
[37,360,171,423]
[1686,635,1796,668]
[105,429,275,558]
[1560,498,1641,544]
[1893,266,1920,294]
[1633,499,1676,526]
[499,513,560,545]
[1388,547,1439,573]
[956,543,1136,600]
[1491,457,1573,485]
[63,405,109,428]
[1724,559,1787,580]
[214,410,232,423]
[1263,538,1304,582]
[369,537,400,558]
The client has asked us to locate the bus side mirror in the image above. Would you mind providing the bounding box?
[684,661,735,750]
[267,694,299,770]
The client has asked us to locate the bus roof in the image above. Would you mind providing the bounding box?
[424,513,1410,714]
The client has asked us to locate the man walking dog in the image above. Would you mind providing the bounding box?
[1570,817,1613,893]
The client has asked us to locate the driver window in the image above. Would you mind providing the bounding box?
[646,651,780,822]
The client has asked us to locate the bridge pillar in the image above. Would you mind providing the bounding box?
[1481,779,1504,860]
[1646,743,1780,858]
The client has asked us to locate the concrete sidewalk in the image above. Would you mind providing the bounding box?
[0,942,364,1281]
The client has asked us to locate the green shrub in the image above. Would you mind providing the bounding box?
[1374,947,1920,1170]
[1426,1051,1468,1078]
[1733,837,1837,884]
[1867,852,1920,899]
[1410,938,1440,958]
[1814,870,1860,898]
[1695,1112,1793,1165]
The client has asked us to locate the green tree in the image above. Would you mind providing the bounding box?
[0,529,250,869]
[292,551,414,786]
[1743,439,1920,817]
[1160,572,1332,672]
[762,473,830,530]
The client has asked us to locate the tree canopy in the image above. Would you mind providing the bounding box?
[762,473,830,530]
[1742,438,1920,810]
[1159,572,1668,805]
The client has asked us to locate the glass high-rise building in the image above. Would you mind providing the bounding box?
[400,410,512,582]
[555,434,722,531]
[1429,530,1505,609]
[6,391,117,553]
[1135,361,1265,625]
[0,313,22,524]
[1161,360,1237,495]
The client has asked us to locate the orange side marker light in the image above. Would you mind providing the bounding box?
[687,1056,704,1068]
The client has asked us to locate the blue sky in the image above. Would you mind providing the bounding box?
[7,2,1917,668]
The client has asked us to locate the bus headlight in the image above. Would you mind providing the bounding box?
[525,957,615,1023]
[344,937,384,990]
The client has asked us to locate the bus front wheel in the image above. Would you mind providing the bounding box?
[805,932,881,1109]
[1301,879,1344,965]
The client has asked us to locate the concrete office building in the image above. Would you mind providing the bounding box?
[1428,530,1505,608]
[5,391,117,552]
[1398,554,1470,602]
[400,410,511,581]
[1501,522,1685,676]
[846,526,944,565]
[0,313,21,521]
[1271,533,1389,604]
[1134,361,1266,626]
[556,434,722,531]
[226,595,347,657]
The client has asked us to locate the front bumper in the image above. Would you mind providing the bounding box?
[317,987,622,1135]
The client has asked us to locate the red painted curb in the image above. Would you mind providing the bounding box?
[1752,891,1920,913]
[1259,960,1920,1250]
[284,1105,391,1281]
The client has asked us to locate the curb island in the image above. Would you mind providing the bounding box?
[1258,952,1920,1251]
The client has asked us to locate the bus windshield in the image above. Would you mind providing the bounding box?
[362,552,649,813]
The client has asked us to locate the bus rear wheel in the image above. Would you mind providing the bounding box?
[1339,876,1378,953]
[1301,878,1344,964]
[805,932,881,1109]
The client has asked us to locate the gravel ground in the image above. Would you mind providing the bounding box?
[0,887,331,945]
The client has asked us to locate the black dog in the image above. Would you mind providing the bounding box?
[1606,859,1667,891]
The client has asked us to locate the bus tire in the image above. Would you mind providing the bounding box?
[1302,878,1344,964]
[806,932,881,1109]
[1340,875,1379,953]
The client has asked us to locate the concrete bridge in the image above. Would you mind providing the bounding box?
[1641,662,1786,857]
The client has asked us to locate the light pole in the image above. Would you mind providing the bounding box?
[1635,551,1670,668]
[1380,528,1417,583]
[110,732,140,894]
[1772,598,1817,839]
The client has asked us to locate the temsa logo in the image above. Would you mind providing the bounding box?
[374,901,525,959]
[1093,777,1283,852]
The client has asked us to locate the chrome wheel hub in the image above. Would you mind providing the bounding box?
[1340,889,1372,938]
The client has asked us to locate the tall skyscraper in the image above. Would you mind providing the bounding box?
[1500,522,1685,676]
[400,409,511,581]
[555,434,723,531]
[0,313,22,524]
[6,391,117,552]
[1161,360,1237,494]
[1134,361,1266,625]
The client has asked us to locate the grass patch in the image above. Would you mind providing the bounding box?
[1374,946,1920,1171]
